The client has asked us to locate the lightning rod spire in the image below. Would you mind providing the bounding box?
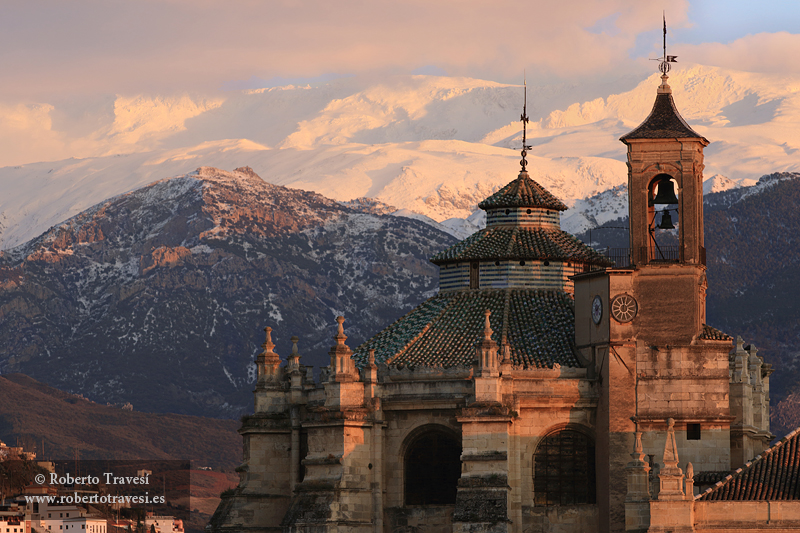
[655,12,678,75]
[663,11,667,65]
[520,72,531,172]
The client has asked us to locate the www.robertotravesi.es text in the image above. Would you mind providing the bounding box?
[24,493,165,505]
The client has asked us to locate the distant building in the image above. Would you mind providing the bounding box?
[208,72,798,532]
[0,516,26,533]
[25,500,106,533]
[144,514,183,533]
[0,441,35,462]
[0,503,27,533]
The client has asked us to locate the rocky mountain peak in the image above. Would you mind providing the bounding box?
[0,167,456,417]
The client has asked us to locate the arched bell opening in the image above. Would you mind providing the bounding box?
[647,174,680,262]
[403,425,462,506]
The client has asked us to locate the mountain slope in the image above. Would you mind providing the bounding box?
[704,174,800,437]
[0,373,240,468]
[0,167,456,417]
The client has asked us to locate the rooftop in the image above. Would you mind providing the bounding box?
[700,324,733,341]
[698,426,800,501]
[352,288,580,369]
[620,75,708,142]
[478,171,568,211]
[430,225,613,265]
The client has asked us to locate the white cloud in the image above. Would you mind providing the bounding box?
[1,0,693,99]
[680,32,800,75]
[0,103,70,166]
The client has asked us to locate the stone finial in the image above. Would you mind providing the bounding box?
[288,335,301,369]
[499,335,511,365]
[658,418,685,500]
[632,430,646,463]
[626,428,651,502]
[262,327,277,356]
[363,348,379,388]
[256,325,282,388]
[482,310,493,341]
[663,418,679,469]
[334,316,347,345]
[287,335,304,395]
[658,73,671,94]
[329,316,356,381]
[747,343,762,386]
[685,462,695,499]
[259,326,280,365]
[476,309,499,376]
[731,335,749,383]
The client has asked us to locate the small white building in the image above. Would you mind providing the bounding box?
[59,516,106,532]
[0,502,27,533]
[144,515,183,533]
[29,502,106,533]
[0,515,27,533]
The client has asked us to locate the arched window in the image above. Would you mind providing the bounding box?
[404,427,461,505]
[534,429,596,506]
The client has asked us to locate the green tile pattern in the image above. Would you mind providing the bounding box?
[352,295,451,366]
[506,290,576,368]
[478,172,568,211]
[430,226,613,266]
[352,289,579,369]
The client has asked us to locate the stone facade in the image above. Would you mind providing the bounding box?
[208,73,795,533]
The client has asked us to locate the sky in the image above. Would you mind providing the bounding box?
[1,0,799,168]
[2,0,800,102]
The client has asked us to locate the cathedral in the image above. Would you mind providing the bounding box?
[208,71,800,532]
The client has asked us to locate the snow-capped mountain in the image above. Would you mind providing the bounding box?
[561,174,756,236]
[3,167,800,423]
[704,174,745,195]
[0,139,626,250]
[4,65,800,250]
[0,167,456,417]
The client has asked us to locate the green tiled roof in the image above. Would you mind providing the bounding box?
[430,226,613,266]
[700,324,732,341]
[478,172,568,211]
[352,288,580,369]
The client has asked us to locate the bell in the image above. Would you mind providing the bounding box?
[657,210,675,230]
[652,178,679,205]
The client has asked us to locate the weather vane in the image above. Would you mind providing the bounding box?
[520,73,531,172]
[651,12,678,74]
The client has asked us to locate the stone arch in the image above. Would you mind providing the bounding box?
[402,424,462,506]
[532,425,596,506]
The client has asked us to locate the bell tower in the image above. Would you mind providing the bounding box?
[621,73,709,270]
[619,72,710,338]
[574,36,734,532]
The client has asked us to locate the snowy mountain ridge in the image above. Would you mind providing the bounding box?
[3,65,800,249]
[0,167,456,416]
